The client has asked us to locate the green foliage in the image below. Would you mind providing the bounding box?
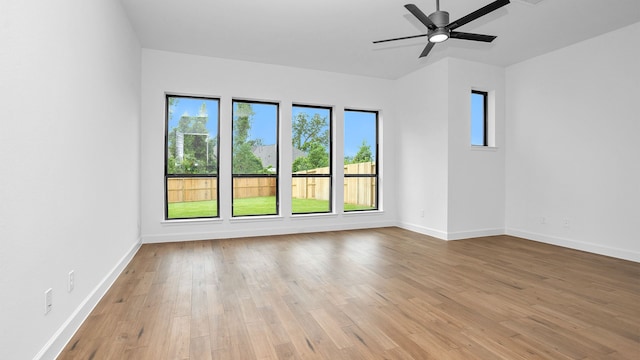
[292,142,330,172]
[167,100,217,175]
[292,113,329,151]
[291,112,329,172]
[345,140,373,164]
[234,103,254,145]
[307,142,330,168]
[233,103,266,174]
[233,143,265,174]
[291,157,309,173]
[343,155,354,165]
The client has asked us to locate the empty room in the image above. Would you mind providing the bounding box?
[1,0,639,359]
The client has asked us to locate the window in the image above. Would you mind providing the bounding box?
[471,90,488,146]
[291,105,332,214]
[165,95,220,219]
[232,100,279,216]
[344,110,378,211]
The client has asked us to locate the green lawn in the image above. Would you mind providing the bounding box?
[292,197,331,213]
[234,196,277,216]
[168,196,374,218]
[168,200,218,218]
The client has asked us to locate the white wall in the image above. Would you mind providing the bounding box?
[140,50,397,243]
[447,58,506,239]
[505,22,640,262]
[0,1,141,359]
[395,59,450,238]
[395,58,506,239]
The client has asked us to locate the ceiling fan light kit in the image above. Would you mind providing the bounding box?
[429,27,450,43]
[374,0,510,59]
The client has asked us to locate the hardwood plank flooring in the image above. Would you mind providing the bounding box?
[58,227,640,359]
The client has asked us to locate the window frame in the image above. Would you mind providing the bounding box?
[343,109,379,212]
[291,104,333,215]
[231,99,280,217]
[164,94,220,220]
[471,90,488,147]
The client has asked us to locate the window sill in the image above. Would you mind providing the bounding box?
[291,212,339,220]
[160,210,384,225]
[342,210,384,216]
[228,215,285,224]
[470,145,499,152]
[161,218,224,225]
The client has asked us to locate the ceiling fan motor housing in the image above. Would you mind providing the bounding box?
[429,10,449,28]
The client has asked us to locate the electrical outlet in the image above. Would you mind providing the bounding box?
[68,270,75,292]
[420,209,424,218]
[45,288,52,314]
[541,216,546,224]
[563,218,570,228]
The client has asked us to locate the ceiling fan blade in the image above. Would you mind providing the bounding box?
[419,42,435,58]
[405,4,437,30]
[447,0,510,31]
[373,33,428,44]
[449,31,497,42]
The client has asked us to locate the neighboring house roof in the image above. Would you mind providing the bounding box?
[252,144,306,169]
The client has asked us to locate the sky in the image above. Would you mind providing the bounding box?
[169,95,482,156]
[167,97,377,159]
[471,92,486,146]
[168,96,219,137]
[237,103,377,160]
[236,102,278,145]
[344,110,377,159]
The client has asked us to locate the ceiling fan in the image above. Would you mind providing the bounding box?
[374,0,510,58]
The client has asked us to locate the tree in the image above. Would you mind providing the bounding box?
[343,155,354,165]
[347,140,373,164]
[167,101,217,174]
[233,103,265,174]
[292,113,329,152]
[292,142,330,172]
[291,112,329,172]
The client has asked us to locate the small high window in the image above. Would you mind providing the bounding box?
[471,90,488,146]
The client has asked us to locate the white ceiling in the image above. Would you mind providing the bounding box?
[120,0,640,79]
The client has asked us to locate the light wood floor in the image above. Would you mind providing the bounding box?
[58,227,640,359]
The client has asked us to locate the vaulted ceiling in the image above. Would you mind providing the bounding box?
[120,0,640,79]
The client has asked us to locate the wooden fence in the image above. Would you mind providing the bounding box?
[232,177,276,199]
[167,177,277,202]
[344,176,376,207]
[167,162,375,206]
[292,166,331,201]
[292,162,376,207]
[167,177,217,203]
[343,162,376,207]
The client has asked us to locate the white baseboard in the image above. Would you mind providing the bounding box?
[506,228,640,263]
[400,223,638,262]
[397,222,448,240]
[34,239,142,360]
[446,228,505,240]
[397,222,504,241]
